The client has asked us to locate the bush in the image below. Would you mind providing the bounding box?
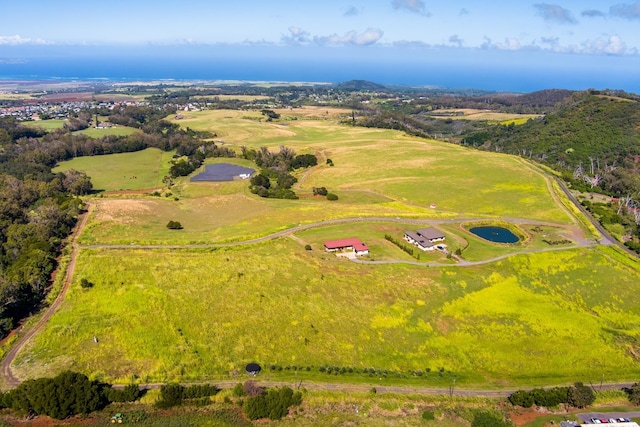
[242,386,302,421]
[422,410,435,420]
[105,383,142,403]
[166,220,183,230]
[304,244,312,250]
[326,193,338,201]
[5,371,106,419]
[183,384,219,399]
[472,411,513,427]
[80,278,94,288]
[232,383,246,397]
[155,383,184,408]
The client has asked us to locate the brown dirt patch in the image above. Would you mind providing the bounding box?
[94,199,154,223]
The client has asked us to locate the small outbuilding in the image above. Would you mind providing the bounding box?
[245,363,262,376]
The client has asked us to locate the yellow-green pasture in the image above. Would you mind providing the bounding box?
[14,243,640,387]
[23,119,67,131]
[74,125,141,138]
[66,108,579,244]
[53,148,173,191]
[427,109,540,122]
[169,109,571,220]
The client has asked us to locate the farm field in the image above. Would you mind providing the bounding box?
[53,148,173,191]
[68,108,578,244]
[23,107,640,390]
[13,243,640,387]
[23,119,67,131]
[426,109,540,123]
[75,125,141,138]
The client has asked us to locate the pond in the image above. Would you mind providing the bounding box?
[190,163,255,182]
[469,226,520,243]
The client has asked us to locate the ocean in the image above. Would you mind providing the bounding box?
[1,45,639,93]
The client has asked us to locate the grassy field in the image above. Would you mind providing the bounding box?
[52,148,172,191]
[22,119,67,131]
[427,109,540,122]
[14,241,640,387]
[69,108,577,244]
[18,108,640,391]
[75,125,141,138]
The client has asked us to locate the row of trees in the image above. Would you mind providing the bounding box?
[508,382,595,409]
[232,381,302,421]
[0,371,141,420]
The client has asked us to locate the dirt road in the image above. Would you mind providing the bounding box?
[1,206,91,388]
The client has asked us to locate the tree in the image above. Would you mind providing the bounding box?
[567,382,595,408]
[624,383,640,405]
[166,220,183,230]
[155,383,184,408]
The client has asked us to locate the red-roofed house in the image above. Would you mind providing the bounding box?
[324,238,369,256]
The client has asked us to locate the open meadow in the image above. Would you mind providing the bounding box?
[24,107,640,389]
[13,243,640,387]
[67,108,578,245]
[53,148,173,191]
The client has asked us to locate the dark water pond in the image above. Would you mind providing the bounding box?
[469,226,520,243]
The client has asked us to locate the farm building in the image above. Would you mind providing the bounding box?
[404,227,446,251]
[324,238,369,256]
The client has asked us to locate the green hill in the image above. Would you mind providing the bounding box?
[464,90,640,195]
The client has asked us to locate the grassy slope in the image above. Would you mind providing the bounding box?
[18,108,640,388]
[14,242,640,387]
[53,148,171,191]
[76,110,573,245]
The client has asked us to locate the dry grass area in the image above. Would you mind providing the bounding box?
[429,109,540,122]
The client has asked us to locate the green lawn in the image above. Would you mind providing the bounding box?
[53,148,172,191]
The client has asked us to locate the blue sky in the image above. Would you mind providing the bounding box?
[1,0,640,91]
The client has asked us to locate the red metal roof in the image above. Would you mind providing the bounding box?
[324,238,369,251]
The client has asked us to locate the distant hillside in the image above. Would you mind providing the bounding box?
[335,80,387,91]
[464,90,640,195]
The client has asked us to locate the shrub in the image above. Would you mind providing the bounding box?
[166,220,183,230]
[242,386,302,421]
[183,384,219,399]
[472,411,513,427]
[155,383,185,408]
[422,410,435,420]
[326,193,338,201]
[105,383,142,403]
[304,244,312,250]
[232,383,246,397]
[80,278,94,288]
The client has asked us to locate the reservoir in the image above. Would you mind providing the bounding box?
[469,226,519,243]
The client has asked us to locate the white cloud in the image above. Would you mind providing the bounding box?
[282,27,311,44]
[0,35,50,45]
[314,28,384,46]
[582,34,628,54]
[481,36,525,51]
[610,1,640,20]
[533,3,577,24]
[448,35,463,47]
[344,6,359,16]
[392,0,430,16]
[581,9,606,18]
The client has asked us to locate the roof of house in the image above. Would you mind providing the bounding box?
[404,231,434,248]
[324,237,369,251]
[415,227,445,241]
